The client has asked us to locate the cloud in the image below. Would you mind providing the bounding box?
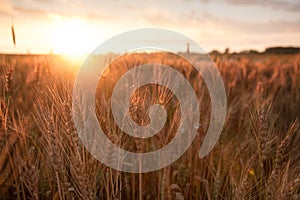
[199,0,300,12]
[186,11,300,34]
[232,0,300,11]
[84,12,118,21]
[0,0,14,16]
[137,7,175,25]
[13,6,48,16]
[3,0,116,22]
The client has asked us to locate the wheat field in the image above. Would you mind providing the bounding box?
[0,52,299,199]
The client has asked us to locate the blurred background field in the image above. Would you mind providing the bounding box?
[0,52,299,199]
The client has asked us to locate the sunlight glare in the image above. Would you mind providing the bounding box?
[51,16,96,57]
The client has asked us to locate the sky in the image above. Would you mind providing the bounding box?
[0,0,300,54]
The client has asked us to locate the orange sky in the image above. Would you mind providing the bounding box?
[0,0,300,55]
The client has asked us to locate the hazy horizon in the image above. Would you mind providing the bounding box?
[1,45,299,56]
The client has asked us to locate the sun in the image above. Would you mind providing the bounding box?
[51,16,96,57]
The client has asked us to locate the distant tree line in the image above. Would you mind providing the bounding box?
[265,47,300,54]
[209,47,300,55]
